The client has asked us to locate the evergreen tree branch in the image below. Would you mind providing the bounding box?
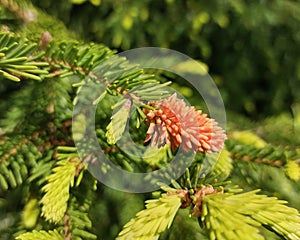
[41,156,80,223]
[64,196,97,240]
[106,98,131,145]
[201,190,300,240]
[1,2,299,239]
[43,40,113,79]
[0,134,43,191]
[117,194,181,240]
[15,229,63,240]
[199,147,233,182]
[0,32,48,82]
[226,131,287,167]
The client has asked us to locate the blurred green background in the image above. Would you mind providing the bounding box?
[31,0,300,119]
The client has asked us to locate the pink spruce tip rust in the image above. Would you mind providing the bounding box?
[144,93,227,153]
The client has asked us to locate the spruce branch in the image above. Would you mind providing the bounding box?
[63,196,97,240]
[0,32,48,82]
[86,54,161,97]
[41,157,80,223]
[209,148,233,180]
[106,98,132,145]
[1,75,74,133]
[198,148,233,182]
[201,190,300,240]
[226,137,286,167]
[0,134,43,190]
[117,194,181,239]
[28,149,55,186]
[43,40,113,79]
[1,3,299,239]
[128,81,172,102]
[15,229,63,240]
[142,143,172,168]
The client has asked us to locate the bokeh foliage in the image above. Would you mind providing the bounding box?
[31,0,300,118]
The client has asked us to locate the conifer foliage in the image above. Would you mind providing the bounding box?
[0,1,300,240]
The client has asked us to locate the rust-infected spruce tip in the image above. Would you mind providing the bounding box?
[144,93,227,153]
